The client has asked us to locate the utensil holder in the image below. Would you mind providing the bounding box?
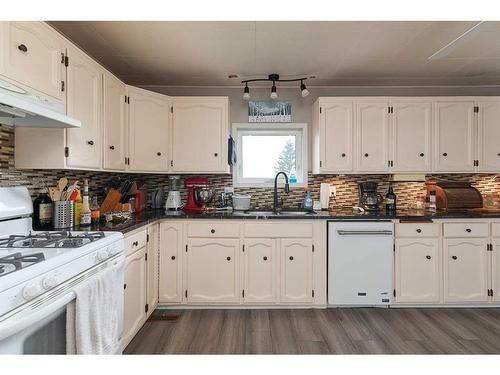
[53,201,74,229]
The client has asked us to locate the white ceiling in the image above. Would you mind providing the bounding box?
[50,21,500,86]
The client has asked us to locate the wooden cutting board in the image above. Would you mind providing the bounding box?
[100,189,122,213]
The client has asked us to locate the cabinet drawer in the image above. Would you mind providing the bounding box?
[187,222,240,238]
[396,223,440,238]
[244,222,313,238]
[124,229,148,256]
[493,223,500,237]
[443,222,489,238]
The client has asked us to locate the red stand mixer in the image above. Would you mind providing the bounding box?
[183,178,214,212]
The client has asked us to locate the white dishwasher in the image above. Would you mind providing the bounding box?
[328,221,394,306]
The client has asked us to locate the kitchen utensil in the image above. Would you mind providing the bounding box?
[232,194,251,211]
[166,176,182,210]
[57,177,68,193]
[100,188,122,213]
[48,187,60,201]
[53,200,74,229]
[184,178,210,212]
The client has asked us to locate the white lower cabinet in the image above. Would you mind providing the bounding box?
[394,238,440,303]
[280,238,314,304]
[123,246,147,348]
[491,239,500,302]
[443,238,490,303]
[243,239,277,304]
[186,238,240,304]
[159,222,183,303]
[146,224,159,312]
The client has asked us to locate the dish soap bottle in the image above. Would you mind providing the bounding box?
[33,188,53,230]
[302,189,314,211]
[289,167,297,184]
[385,184,397,213]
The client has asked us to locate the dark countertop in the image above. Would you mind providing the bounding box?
[74,207,500,234]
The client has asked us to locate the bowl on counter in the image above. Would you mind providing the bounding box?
[194,187,215,206]
[232,194,251,211]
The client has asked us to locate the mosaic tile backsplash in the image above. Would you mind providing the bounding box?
[1,124,499,210]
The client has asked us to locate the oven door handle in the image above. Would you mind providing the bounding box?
[0,291,75,342]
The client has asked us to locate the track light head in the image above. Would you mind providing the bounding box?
[300,80,309,97]
[270,82,278,100]
[243,84,250,100]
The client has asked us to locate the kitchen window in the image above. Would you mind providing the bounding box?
[233,123,308,187]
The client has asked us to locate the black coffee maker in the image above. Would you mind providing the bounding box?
[358,181,383,211]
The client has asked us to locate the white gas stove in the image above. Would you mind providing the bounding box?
[0,186,124,354]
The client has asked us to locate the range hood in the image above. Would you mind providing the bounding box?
[0,79,81,129]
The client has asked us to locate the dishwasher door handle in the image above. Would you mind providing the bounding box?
[337,230,393,236]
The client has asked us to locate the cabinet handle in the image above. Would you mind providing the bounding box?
[211,229,215,234]
[442,152,448,157]
[364,153,369,157]
[226,256,231,261]
[157,152,162,156]
[132,241,138,246]
[497,153,500,157]
[124,283,127,290]
[18,44,28,52]
[341,153,346,157]
[263,256,268,261]
[171,255,176,260]
[419,153,425,157]
[466,228,472,233]
[214,153,218,157]
[416,228,422,233]
[87,140,94,146]
[109,145,115,150]
[426,255,431,260]
[452,255,458,260]
[289,256,294,261]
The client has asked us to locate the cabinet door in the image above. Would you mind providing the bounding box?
[171,98,229,173]
[391,101,432,172]
[319,100,353,172]
[477,101,500,172]
[159,222,183,303]
[146,224,159,311]
[443,238,489,303]
[0,22,63,100]
[187,238,240,304]
[434,101,475,172]
[492,240,500,302]
[355,101,390,172]
[280,238,313,304]
[244,239,276,304]
[103,72,126,170]
[128,86,170,172]
[66,45,102,169]
[123,247,147,347]
[395,238,440,303]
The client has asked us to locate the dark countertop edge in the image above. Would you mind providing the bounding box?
[86,209,500,234]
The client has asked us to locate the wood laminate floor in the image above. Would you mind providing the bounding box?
[124,308,500,354]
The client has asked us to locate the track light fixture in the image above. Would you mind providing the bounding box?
[241,73,309,100]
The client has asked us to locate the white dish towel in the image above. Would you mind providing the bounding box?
[66,258,124,354]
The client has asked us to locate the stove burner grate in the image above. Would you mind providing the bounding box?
[0,231,106,249]
[0,252,45,277]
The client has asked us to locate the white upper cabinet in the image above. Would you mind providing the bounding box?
[477,100,500,172]
[171,97,229,173]
[434,101,475,172]
[0,22,64,101]
[391,100,432,172]
[127,86,170,172]
[314,99,354,173]
[355,101,390,172]
[65,45,103,169]
[103,72,126,171]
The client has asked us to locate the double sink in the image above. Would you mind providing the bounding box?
[232,208,318,217]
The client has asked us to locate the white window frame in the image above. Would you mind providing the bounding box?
[232,123,308,188]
